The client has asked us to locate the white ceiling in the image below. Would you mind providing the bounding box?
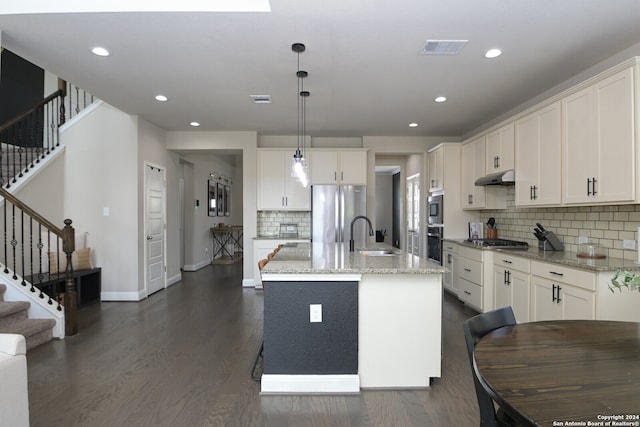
[2,1,640,139]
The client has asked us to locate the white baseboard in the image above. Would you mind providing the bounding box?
[242,278,255,288]
[101,291,145,301]
[260,374,360,394]
[167,272,182,286]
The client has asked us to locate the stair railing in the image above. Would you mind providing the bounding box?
[0,187,77,336]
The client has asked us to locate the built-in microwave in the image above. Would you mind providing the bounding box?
[427,193,443,226]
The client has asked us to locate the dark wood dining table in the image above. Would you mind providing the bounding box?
[474,320,640,427]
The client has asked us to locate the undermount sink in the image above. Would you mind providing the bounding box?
[358,248,400,256]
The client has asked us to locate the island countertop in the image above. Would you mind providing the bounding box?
[261,242,445,275]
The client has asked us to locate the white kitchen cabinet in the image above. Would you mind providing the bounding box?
[461,137,486,209]
[515,102,562,206]
[309,149,367,185]
[461,138,506,210]
[562,67,635,205]
[493,254,530,322]
[442,242,458,295]
[257,150,310,210]
[428,146,444,192]
[530,261,596,321]
[457,246,485,310]
[485,123,514,174]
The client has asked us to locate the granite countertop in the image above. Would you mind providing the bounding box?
[446,239,639,272]
[261,242,445,275]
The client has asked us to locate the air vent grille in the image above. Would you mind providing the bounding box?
[420,40,468,55]
[250,95,272,104]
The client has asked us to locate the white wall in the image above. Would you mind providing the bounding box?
[166,131,258,287]
[61,102,140,300]
[375,173,392,244]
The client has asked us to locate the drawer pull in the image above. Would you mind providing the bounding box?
[549,271,564,277]
[464,268,471,272]
[464,290,471,295]
[502,259,512,264]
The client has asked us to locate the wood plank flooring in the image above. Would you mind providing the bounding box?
[26,263,481,427]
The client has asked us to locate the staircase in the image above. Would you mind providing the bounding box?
[0,283,55,350]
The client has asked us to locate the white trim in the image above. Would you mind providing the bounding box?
[261,273,362,282]
[143,162,168,295]
[58,101,103,133]
[182,259,212,272]
[260,374,360,394]
[242,278,256,287]
[101,291,145,301]
[167,272,182,286]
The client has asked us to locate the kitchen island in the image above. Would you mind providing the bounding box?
[259,242,445,393]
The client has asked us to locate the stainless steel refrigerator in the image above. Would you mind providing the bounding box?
[312,185,367,246]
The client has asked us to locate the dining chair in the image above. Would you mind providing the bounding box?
[251,258,269,381]
[463,306,522,427]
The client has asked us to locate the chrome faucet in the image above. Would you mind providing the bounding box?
[349,215,374,252]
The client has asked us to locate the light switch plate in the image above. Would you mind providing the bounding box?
[309,304,322,323]
[578,236,588,244]
[623,239,636,250]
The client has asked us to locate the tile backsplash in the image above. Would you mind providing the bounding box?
[257,211,311,237]
[480,187,640,261]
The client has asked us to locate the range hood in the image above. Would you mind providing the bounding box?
[474,169,515,186]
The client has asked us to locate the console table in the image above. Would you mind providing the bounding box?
[211,226,243,262]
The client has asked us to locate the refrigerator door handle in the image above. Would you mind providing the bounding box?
[338,189,345,242]
[335,190,340,243]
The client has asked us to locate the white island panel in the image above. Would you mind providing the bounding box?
[359,274,442,388]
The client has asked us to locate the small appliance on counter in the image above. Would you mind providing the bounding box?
[279,223,299,238]
[533,222,564,251]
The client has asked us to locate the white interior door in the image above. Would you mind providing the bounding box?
[145,164,166,296]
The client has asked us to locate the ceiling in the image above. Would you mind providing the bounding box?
[2,1,640,139]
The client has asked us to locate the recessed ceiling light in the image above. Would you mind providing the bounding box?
[485,48,503,59]
[91,47,110,57]
[409,123,418,128]
[434,96,447,103]
[190,122,200,127]
[155,95,168,102]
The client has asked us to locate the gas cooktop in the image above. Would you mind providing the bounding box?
[466,238,529,249]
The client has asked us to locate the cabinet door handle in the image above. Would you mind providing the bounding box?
[552,284,557,302]
[587,178,592,196]
[549,271,564,277]
[468,194,473,205]
[504,270,507,284]
[282,197,285,206]
[533,185,537,200]
[341,171,344,181]
[556,285,562,303]
[592,177,597,196]
[447,253,452,264]
[334,171,337,181]
[507,270,511,285]
[530,185,533,200]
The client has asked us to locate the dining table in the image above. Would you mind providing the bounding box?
[474,320,640,427]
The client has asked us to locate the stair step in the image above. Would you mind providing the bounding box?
[0,318,56,350]
[0,300,30,328]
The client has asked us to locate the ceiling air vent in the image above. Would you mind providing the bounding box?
[420,40,468,55]
[250,95,272,104]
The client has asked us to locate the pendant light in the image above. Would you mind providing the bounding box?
[291,42,309,187]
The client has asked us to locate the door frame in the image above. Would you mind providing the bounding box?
[143,161,167,297]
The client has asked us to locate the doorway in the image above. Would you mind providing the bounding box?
[144,163,167,296]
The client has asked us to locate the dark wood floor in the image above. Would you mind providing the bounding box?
[27,263,481,427]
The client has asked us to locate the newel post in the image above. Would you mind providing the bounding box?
[62,219,77,336]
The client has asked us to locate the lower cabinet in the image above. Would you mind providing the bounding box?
[529,261,596,321]
[442,242,458,295]
[457,246,484,311]
[493,254,530,322]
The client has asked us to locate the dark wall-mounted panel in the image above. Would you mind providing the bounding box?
[263,280,358,375]
[0,49,44,124]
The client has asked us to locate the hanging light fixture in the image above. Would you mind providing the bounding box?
[291,42,309,187]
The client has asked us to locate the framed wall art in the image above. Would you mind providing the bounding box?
[216,182,225,216]
[208,180,217,217]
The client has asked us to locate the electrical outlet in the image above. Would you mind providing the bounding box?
[205,247,209,252]
[623,239,636,250]
[309,304,322,323]
[578,236,588,244]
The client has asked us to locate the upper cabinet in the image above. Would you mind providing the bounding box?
[428,146,444,192]
[309,149,367,185]
[515,102,562,207]
[562,67,635,205]
[485,123,514,174]
[461,137,486,209]
[257,149,310,210]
